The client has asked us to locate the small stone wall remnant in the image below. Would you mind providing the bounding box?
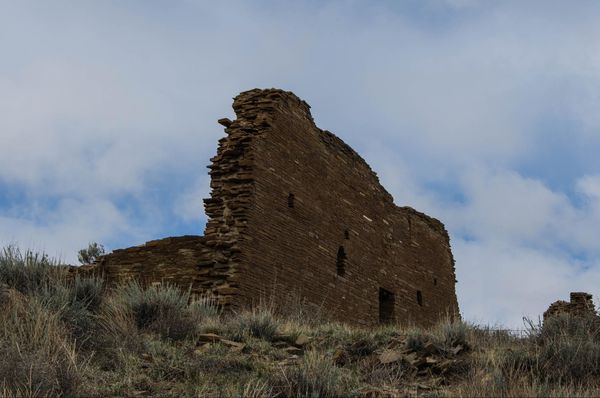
[96,236,211,295]
[543,292,597,321]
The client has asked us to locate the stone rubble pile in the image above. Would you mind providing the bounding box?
[377,338,468,376]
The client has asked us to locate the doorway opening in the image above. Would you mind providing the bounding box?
[336,246,346,276]
[379,288,395,324]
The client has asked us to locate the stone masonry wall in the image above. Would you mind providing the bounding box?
[97,93,268,306]
[97,88,460,326]
[543,292,598,321]
[198,95,267,305]
[97,236,209,295]
[229,89,459,326]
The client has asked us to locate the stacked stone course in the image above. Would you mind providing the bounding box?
[543,292,598,321]
[96,236,210,294]
[97,88,460,325]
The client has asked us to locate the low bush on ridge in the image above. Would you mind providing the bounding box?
[109,281,201,340]
[269,350,355,397]
[0,245,62,295]
[499,313,600,384]
[0,287,83,396]
[224,306,280,341]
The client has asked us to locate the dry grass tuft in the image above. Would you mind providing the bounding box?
[0,295,85,397]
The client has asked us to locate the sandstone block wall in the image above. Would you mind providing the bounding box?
[543,292,597,321]
[98,88,460,326]
[97,236,210,296]
[229,89,459,326]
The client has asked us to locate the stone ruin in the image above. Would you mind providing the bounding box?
[543,292,598,321]
[95,88,460,326]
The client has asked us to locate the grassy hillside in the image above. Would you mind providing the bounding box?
[2,246,600,397]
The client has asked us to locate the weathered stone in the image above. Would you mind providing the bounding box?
[215,286,238,295]
[197,333,223,344]
[405,352,427,368]
[379,349,403,364]
[543,292,598,321]
[422,341,440,356]
[434,359,456,374]
[194,344,212,355]
[425,356,439,365]
[91,88,460,326]
[284,346,303,355]
[218,118,233,127]
[294,334,311,347]
[221,339,245,352]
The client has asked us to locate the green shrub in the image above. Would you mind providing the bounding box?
[193,375,273,398]
[437,320,470,349]
[93,296,142,371]
[113,281,198,340]
[270,350,353,397]
[501,314,600,385]
[0,295,84,397]
[237,379,274,398]
[405,328,429,353]
[0,246,62,295]
[225,307,280,341]
[538,313,600,343]
[143,338,189,382]
[189,293,221,319]
[539,314,600,384]
[189,343,254,374]
[71,275,104,313]
[273,290,326,326]
[534,335,600,383]
[36,275,105,345]
[77,242,105,265]
[405,320,470,355]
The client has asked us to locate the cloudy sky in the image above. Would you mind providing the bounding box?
[2,0,600,328]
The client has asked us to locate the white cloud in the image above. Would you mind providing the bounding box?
[442,0,481,7]
[0,198,136,263]
[577,175,600,201]
[455,170,571,245]
[174,175,211,224]
[454,239,584,327]
[422,169,600,327]
[370,148,600,328]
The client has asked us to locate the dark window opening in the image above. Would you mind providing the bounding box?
[417,290,423,306]
[344,229,350,240]
[433,278,437,286]
[379,288,395,324]
[287,193,295,208]
[336,246,346,276]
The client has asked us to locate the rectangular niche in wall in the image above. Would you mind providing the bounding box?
[379,288,395,324]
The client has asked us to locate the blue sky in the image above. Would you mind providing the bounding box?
[2,0,600,328]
